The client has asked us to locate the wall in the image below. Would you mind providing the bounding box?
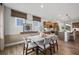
[4,6,44,35]
[4,6,43,45]
[0,5,4,50]
[4,6,65,45]
[4,6,64,35]
[4,7,32,35]
[4,6,18,35]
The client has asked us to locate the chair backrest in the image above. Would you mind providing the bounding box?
[51,34,58,41]
[23,37,27,43]
[23,37,31,44]
[44,38,50,44]
[23,37,35,49]
[38,39,44,45]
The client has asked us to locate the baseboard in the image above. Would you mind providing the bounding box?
[5,41,24,47]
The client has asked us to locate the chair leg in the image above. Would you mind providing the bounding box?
[50,44,55,54]
[23,44,25,55]
[50,47,52,55]
[32,48,35,51]
[45,50,47,55]
[55,42,58,51]
[23,48,25,55]
[55,40,58,51]
[36,46,39,55]
[56,43,58,51]
[53,44,55,53]
[25,48,27,55]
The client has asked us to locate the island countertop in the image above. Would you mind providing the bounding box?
[20,31,38,34]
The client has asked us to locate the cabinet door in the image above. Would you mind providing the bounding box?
[72,22,79,28]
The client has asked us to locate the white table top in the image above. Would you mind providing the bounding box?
[27,36,44,42]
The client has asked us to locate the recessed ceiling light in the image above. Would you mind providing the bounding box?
[40,4,44,8]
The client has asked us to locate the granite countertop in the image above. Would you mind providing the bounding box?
[20,31,38,34]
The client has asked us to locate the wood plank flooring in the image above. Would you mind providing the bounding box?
[0,40,79,55]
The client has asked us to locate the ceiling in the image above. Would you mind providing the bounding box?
[3,3,79,22]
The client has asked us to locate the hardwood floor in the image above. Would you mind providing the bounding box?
[0,39,79,55]
[0,44,23,55]
[58,40,79,55]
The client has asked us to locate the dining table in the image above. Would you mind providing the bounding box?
[27,35,45,54]
[27,35,44,42]
[26,35,56,55]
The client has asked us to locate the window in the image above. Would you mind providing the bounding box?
[16,17,25,26]
[33,21,41,31]
[23,20,32,32]
[15,17,26,32]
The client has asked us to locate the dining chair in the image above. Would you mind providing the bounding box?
[36,38,52,55]
[45,36,55,54]
[50,35,58,53]
[23,37,37,55]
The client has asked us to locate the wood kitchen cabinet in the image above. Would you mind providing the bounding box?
[72,22,79,28]
[43,21,59,31]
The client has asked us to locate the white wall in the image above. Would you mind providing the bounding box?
[4,6,26,35]
[4,7,29,35]
[4,6,44,35]
[4,6,17,35]
[4,6,64,35]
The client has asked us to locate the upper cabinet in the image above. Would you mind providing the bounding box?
[43,21,59,31]
[72,22,79,28]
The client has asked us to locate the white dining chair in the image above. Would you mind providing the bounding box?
[50,34,58,53]
[36,38,52,55]
[23,37,37,55]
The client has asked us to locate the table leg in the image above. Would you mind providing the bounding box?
[36,46,39,55]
